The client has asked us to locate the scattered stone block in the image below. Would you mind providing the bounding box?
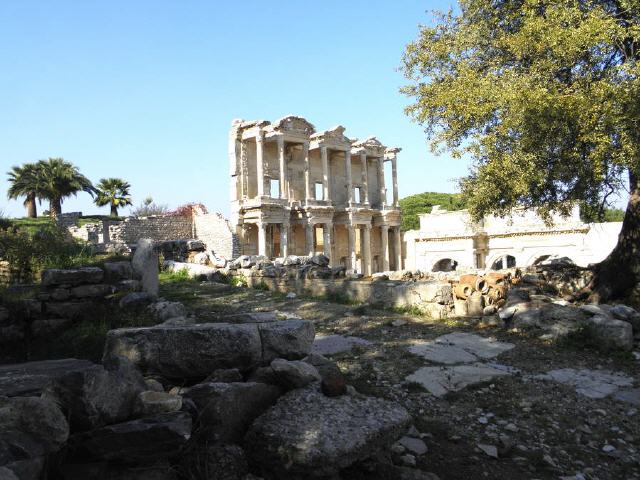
[405,363,513,397]
[244,385,410,478]
[132,238,159,297]
[312,334,372,356]
[41,267,103,287]
[259,320,315,361]
[536,368,633,399]
[583,314,633,350]
[67,411,191,462]
[135,391,182,415]
[408,333,514,365]
[0,359,95,397]
[184,382,281,442]
[270,358,321,389]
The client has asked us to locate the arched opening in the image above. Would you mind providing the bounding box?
[432,258,458,272]
[532,254,575,267]
[491,255,516,270]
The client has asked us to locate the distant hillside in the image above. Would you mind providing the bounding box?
[399,192,467,231]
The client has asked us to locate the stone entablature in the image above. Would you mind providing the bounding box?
[229,115,403,274]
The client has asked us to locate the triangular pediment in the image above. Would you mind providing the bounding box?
[272,115,316,135]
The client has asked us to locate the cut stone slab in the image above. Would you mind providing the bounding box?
[408,333,514,365]
[244,385,410,478]
[312,334,373,356]
[405,363,514,397]
[41,267,103,286]
[536,368,634,399]
[613,388,640,406]
[0,359,96,397]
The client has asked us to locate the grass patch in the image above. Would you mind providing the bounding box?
[230,276,248,288]
[253,281,270,291]
[389,305,426,316]
[160,268,192,283]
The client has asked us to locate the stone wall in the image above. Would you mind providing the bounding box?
[193,213,239,260]
[109,216,193,244]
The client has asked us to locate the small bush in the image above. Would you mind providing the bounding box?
[253,281,270,291]
[159,269,192,283]
[230,276,248,288]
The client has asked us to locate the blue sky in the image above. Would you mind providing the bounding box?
[1,1,471,217]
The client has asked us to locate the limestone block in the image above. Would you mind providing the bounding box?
[41,267,104,287]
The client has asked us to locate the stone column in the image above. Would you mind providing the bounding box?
[281,222,289,258]
[391,156,399,207]
[394,227,402,271]
[347,224,356,271]
[323,223,332,262]
[345,150,353,205]
[305,222,314,256]
[363,224,372,276]
[381,225,390,272]
[502,255,509,269]
[303,141,311,204]
[360,153,369,205]
[277,136,287,199]
[378,157,386,208]
[256,131,265,198]
[321,146,330,202]
[257,222,267,257]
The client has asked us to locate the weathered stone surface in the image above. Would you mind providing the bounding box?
[44,301,93,320]
[609,304,640,332]
[259,320,315,361]
[70,283,114,298]
[614,388,640,406]
[184,382,281,442]
[135,391,182,415]
[132,238,159,297]
[182,443,249,480]
[41,267,103,286]
[119,291,154,309]
[405,363,514,397]
[222,311,277,323]
[312,334,372,356]
[0,395,69,479]
[408,333,514,365]
[41,357,146,431]
[399,436,428,455]
[59,461,177,480]
[103,261,133,282]
[244,386,411,478]
[204,368,244,383]
[164,260,224,281]
[103,323,263,378]
[583,314,633,350]
[270,358,321,389]
[147,301,187,322]
[0,359,95,397]
[30,318,73,337]
[536,368,633,399]
[67,411,191,462]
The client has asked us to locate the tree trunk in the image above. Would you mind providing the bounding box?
[49,198,62,217]
[584,169,640,304]
[25,193,37,218]
[110,205,118,217]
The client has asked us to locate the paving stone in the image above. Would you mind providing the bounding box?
[536,368,633,399]
[312,334,373,356]
[405,363,513,397]
[613,388,640,406]
[408,332,514,365]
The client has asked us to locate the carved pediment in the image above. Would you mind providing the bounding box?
[310,125,351,145]
[239,119,271,129]
[353,136,384,148]
[271,115,316,135]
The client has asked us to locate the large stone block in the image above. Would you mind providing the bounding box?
[67,412,191,463]
[70,284,114,298]
[583,314,633,351]
[103,323,263,378]
[258,320,315,362]
[41,267,104,287]
[132,238,159,297]
[244,386,410,478]
[103,261,133,282]
[184,382,281,442]
[41,357,147,431]
[0,359,96,397]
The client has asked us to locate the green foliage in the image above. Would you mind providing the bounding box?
[36,158,96,217]
[94,178,133,217]
[230,275,248,288]
[401,0,640,222]
[399,191,467,231]
[159,268,192,283]
[580,204,626,223]
[0,222,95,282]
[253,281,270,291]
[6,163,44,217]
[131,196,169,217]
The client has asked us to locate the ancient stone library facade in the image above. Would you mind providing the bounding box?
[229,115,402,274]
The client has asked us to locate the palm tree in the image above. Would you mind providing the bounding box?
[7,163,43,218]
[94,178,132,217]
[37,158,96,217]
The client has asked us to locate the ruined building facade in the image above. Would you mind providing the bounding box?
[229,115,402,274]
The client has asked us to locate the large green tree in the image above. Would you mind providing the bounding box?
[6,163,43,218]
[402,0,640,303]
[94,177,132,217]
[37,158,95,217]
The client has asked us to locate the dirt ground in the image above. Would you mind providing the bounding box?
[162,280,640,480]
